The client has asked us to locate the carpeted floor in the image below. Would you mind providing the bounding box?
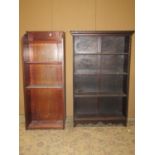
[20,117,134,155]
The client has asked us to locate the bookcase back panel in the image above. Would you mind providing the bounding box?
[75,75,98,93]
[101,36,125,53]
[29,89,64,120]
[29,64,62,85]
[74,36,99,53]
[27,32,63,43]
[27,43,63,62]
[101,55,128,73]
[98,97,125,116]
[74,55,100,74]
[100,75,127,94]
[75,98,98,116]
[75,97,127,117]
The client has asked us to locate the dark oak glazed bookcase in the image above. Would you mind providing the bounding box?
[22,31,66,129]
[71,31,134,126]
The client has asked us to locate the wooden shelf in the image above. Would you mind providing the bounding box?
[100,72,128,75]
[24,61,62,65]
[74,71,128,75]
[28,120,64,129]
[26,84,63,89]
[28,40,61,44]
[74,93,127,97]
[74,116,125,121]
[75,52,128,55]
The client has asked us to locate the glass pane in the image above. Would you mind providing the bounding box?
[98,97,125,116]
[75,75,98,93]
[74,36,99,53]
[101,55,128,73]
[100,75,127,94]
[75,98,98,116]
[101,36,125,53]
[74,55,99,74]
